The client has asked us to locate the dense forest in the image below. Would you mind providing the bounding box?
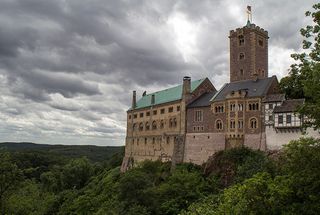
[1,138,320,214]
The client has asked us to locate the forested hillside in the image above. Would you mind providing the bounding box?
[0,142,123,162]
[1,138,320,214]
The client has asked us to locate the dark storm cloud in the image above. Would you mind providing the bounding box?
[0,0,317,145]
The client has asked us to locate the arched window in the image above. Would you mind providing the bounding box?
[152,121,157,130]
[216,120,223,130]
[139,122,144,131]
[240,69,244,76]
[160,120,164,129]
[173,118,177,127]
[239,53,245,60]
[250,118,258,129]
[169,119,173,128]
[145,122,150,131]
[238,35,244,46]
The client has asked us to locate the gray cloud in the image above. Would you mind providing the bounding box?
[0,0,317,145]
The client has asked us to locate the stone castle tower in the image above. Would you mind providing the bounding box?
[229,21,269,82]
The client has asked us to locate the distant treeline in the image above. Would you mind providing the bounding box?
[0,142,123,162]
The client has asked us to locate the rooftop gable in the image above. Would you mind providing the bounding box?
[211,76,277,102]
[273,99,305,113]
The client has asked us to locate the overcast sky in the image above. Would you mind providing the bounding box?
[0,0,317,146]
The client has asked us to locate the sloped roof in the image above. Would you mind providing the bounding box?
[188,91,217,108]
[132,78,206,110]
[262,94,285,103]
[211,76,276,102]
[273,99,304,113]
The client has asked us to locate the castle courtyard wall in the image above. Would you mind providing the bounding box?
[183,133,225,165]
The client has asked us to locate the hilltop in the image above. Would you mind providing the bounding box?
[0,142,123,162]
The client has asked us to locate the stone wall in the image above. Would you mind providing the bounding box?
[183,133,225,165]
[244,132,266,150]
[266,127,320,150]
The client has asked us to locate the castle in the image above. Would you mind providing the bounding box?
[121,19,319,171]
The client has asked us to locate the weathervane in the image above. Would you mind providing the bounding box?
[247,5,252,23]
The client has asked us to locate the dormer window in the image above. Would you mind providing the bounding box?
[238,35,244,46]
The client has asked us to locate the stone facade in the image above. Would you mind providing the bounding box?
[121,19,320,171]
[229,22,268,82]
[121,77,215,171]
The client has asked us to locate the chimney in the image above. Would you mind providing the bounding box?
[132,90,136,109]
[182,76,191,99]
[151,94,155,105]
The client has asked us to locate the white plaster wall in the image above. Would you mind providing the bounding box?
[266,126,320,150]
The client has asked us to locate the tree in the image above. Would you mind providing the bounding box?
[0,150,22,214]
[281,3,320,129]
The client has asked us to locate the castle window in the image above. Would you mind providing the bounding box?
[249,102,259,111]
[166,136,170,144]
[269,103,273,109]
[153,110,157,115]
[239,53,245,60]
[152,121,157,130]
[160,120,164,129]
[152,138,155,144]
[269,115,273,121]
[177,106,180,111]
[145,122,150,130]
[261,70,265,77]
[173,118,177,127]
[286,115,292,124]
[139,122,144,131]
[128,115,131,119]
[146,111,150,116]
[134,114,137,119]
[169,119,173,127]
[278,115,283,124]
[230,104,236,112]
[195,110,203,122]
[133,123,137,131]
[168,107,173,113]
[249,118,257,129]
[193,126,196,131]
[140,112,144,118]
[230,120,235,129]
[238,35,244,46]
[258,39,264,47]
[238,104,243,111]
[215,105,224,113]
[216,120,223,130]
[145,138,147,144]
[240,69,244,76]
[238,120,244,129]
[161,108,165,114]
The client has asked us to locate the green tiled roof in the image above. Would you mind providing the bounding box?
[132,78,206,110]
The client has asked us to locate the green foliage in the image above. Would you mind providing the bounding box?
[204,147,274,187]
[6,180,56,215]
[280,3,320,129]
[184,138,320,214]
[0,150,23,214]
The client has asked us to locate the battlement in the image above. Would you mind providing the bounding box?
[229,23,268,38]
